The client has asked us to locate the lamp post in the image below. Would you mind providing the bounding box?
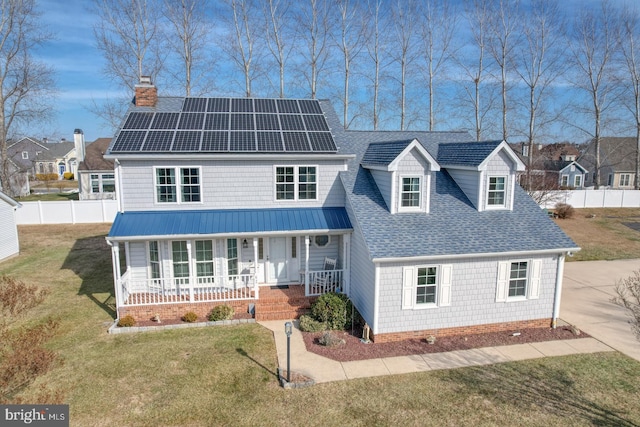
[284,321,293,383]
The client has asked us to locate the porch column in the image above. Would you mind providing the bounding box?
[110,242,122,310]
[304,235,310,296]
[187,241,194,301]
[252,238,259,299]
[343,234,351,295]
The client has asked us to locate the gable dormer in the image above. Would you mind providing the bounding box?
[438,141,525,212]
[361,139,440,214]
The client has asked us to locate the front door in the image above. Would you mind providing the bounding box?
[268,237,288,282]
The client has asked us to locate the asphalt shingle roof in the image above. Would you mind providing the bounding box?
[437,140,503,167]
[361,140,415,166]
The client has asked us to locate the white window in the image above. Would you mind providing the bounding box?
[561,175,569,187]
[402,264,452,309]
[313,235,330,248]
[496,260,541,302]
[90,173,115,193]
[22,151,28,159]
[574,175,582,187]
[275,166,317,201]
[195,240,214,284]
[400,176,421,210]
[620,173,632,187]
[149,241,161,282]
[487,176,506,207]
[155,167,201,203]
[172,241,190,285]
[227,239,238,276]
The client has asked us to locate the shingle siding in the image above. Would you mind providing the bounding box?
[482,149,515,211]
[375,255,559,334]
[369,170,392,210]
[447,169,480,208]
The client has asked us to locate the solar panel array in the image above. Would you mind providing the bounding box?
[111,98,337,154]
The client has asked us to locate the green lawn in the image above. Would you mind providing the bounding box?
[16,192,79,202]
[2,224,640,426]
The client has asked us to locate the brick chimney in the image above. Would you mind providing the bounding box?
[134,76,157,107]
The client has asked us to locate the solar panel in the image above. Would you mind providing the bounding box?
[205,113,229,130]
[280,114,305,131]
[283,132,311,151]
[173,131,202,151]
[303,114,329,131]
[257,132,285,151]
[111,130,146,152]
[254,98,276,113]
[299,99,323,114]
[202,131,229,151]
[232,98,253,112]
[178,113,205,129]
[142,131,174,151]
[231,113,255,130]
[255,114,280,130]
[277,99,299,114]
[151,113,180,129]
[123,112,154,129]
[308,132,337,152]
[207,98,229,112]
[183,98,208,112]
[230,131,256,151]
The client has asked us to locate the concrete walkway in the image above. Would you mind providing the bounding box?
[259,320,612,384]
[562,259,640,362]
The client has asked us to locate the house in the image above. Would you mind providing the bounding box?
[0,190,20,262]
[544,160,588,188]
[0,157,30,197]
[105,81,578,342]
[77,137,115,200]
[7,136,78,179]
[579,137,638,188]
[512,142,587,189]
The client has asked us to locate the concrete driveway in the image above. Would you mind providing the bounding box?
[562,259,640,362]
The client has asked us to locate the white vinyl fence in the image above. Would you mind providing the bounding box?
[16,200,118,224]
[537,189,640,209]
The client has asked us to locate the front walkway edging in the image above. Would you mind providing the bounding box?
[107,318,256,334]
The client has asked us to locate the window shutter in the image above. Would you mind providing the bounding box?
[528,259,542,299]
[402,266,415,309]
[439,264,453,306]
[496,261,509,302]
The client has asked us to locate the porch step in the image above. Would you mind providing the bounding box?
[255,307,310,321]
[254,300,312,321]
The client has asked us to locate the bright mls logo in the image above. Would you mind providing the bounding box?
[1,405,68,426]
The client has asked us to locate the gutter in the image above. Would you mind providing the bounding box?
[105,228,354,243]
[372,247,580,264]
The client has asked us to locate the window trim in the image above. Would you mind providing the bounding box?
[619,173,632,187]
[496,259,541,302]
[398,175,422,212]
[402,264,452,310]
[22,151,28,159]
[574,174,582,188]
[274,165,319,202]
[561,175,569,187]
[486,175,507,209]
[153,166,203,205]
[313,235,331,248]
[90,173,116,194]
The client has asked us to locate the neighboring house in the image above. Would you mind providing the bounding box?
[544,160,588,189]
[513,142,586,189]
[0,158,30,197]
[77,137,115,200]
[0,191,20,262]
[105,81,578,342]
[8,136,78,179]
[579,137,638,188]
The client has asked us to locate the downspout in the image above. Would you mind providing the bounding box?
[114,159,123,212]
[106,240,122,321]
[373,262,380,338]
[551,253,566,328]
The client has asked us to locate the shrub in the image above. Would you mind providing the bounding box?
[35,173,58,182]
[554,203,575,219]
[182,311,198,323]
[63,172,74,180]
[298,314,326,332]
[208,304,234,321]
[0,276,49,318]
[311,292,347,330]
[117,315,136,327]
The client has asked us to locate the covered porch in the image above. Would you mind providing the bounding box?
[106,208,352,313]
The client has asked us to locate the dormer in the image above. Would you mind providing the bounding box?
[438,141,525,212]
[361,139,440,214]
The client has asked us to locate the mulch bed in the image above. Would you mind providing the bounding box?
[131,311,254,327]
[302,326,589,362]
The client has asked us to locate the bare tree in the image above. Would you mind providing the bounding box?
[263,0,292,98]
[363,0,386,130]
[570,1,617,189]
[0,0,55,196]
[418,0,457,131]
[163,0,214,97]
[612,270,640,340]
[487,0,520,142]
[618,6,640,190]
[515,0,565,191]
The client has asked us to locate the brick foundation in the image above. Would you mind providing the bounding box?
[118,300,254,323]
[370,318,551,343]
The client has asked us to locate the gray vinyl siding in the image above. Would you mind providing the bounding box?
[0,201,19,261]
[375,254,559,334]
[369,170,392,210]
[447,169,480,208]
[559,165,585,188]
[482,150,515,211]
[345,197,376,328]
[118,159,346,211]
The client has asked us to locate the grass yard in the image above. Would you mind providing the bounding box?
[554,208,640,261]
[1,224,640,426]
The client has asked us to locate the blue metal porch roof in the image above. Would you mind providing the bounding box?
[107,207,352,239]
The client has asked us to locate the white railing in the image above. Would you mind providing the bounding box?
[120,274,257,306]
[307,269,344,296]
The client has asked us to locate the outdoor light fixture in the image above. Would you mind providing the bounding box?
[284,321,293,383]
[242,238,248,249]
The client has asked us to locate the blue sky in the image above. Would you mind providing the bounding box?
[31,0,640,144]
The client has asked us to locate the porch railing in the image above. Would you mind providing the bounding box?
[119,273,257,306]
[307,269,344,296]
